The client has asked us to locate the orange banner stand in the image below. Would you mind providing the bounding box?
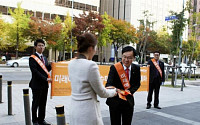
[137,66,150,91]
[51,62,149,97]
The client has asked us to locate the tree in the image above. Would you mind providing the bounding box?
[8,3,31,58]
[98,12,113,63]
[137,10,156,63]
[147,26,172,54]
[61,12,76,60]
[73,11,104,38]
[109,17,137,61]
[0,17,9,50]
[169,11,187,56]
[47,15,63,61]
[187,2,200,64]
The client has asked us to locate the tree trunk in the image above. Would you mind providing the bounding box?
[55,48,57,62]
[16,24,19,59]
[141,31,148,64]
[99,47,103,65]
[114,44,118,63]
[62,42,65,60]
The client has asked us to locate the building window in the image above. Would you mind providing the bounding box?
[44,13,50,20]
[86,4,91,11]
[51,14,57,20]
[92,6,97,11]
[36,11,42,19]
[79,3,85,10]
[74,2,79,9]
[0,6,8,15]
[58,15,64,21]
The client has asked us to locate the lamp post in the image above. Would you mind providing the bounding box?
[70,0,74,59]
[178,0,185,66]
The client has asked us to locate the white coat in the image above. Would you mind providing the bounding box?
[68,59,116,125]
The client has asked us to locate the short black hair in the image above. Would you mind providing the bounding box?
[154,51,160,55]
[34,39,45,46]
[122,46,137,57]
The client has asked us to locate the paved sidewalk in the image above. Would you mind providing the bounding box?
[0,79,200,125]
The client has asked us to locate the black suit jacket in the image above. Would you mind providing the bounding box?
[106,62,141,107]
[29,53,51,89]
[148,59,165,84]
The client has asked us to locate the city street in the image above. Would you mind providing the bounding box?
[0,65,200,125]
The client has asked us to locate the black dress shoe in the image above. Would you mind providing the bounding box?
[33,122,39,125]
[154,106,162,109]
[38,120,51,125]
[146,105,151,109]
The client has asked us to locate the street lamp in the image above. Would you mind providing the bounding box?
[70,0,74,59]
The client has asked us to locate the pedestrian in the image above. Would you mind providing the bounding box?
[105,46,141,125]
[29,39,52,125]
[146,51,165,109]
[5,52,11,61]
[68,33,117,125]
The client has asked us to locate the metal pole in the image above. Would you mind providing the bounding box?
[194,67,196,80]
[181,73,185,91]
[178,0,184,72]
[7,81,12,115]
[55,105,66,125]
[174,66,178,86]
[0,75,2,103]
[70,0,74,59]
[189,65,191,79]
[23,89,31,125]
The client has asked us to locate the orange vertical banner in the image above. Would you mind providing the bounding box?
[137,66,149,91]
[51,62,71,97]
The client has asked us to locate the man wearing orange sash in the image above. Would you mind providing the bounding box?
[106,46,141,125]
[29,39,52,125]
[146,51,165,109]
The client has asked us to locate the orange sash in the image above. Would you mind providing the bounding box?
[114,62,131,101]
[151,59,162,78]
[31,55,51,78]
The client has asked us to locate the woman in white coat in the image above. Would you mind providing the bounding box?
[68,33,117,125]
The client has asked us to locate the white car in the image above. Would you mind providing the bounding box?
[6,56,30,67]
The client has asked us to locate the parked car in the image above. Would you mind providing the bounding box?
[6,56,30,67]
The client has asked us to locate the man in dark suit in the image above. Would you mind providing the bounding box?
[106,46,141,125]
[146,51,165,109]
[29,39,52,125]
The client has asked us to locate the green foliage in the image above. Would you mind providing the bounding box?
[0,17,9,50]
[7,2,31,52]
[169,10,187,55]
[62,12,76,52]
[98,12,113,47]
[147,26,172,53]
[182,40,200,60]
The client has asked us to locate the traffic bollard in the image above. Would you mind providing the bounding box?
[181,73,185,91]
[0,75,2,103]
[55,105,66,125]
[23,89,31,125]
[7,81,12,115]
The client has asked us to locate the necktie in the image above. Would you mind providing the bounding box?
[126,68,129,80]
[41,56,45,64]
